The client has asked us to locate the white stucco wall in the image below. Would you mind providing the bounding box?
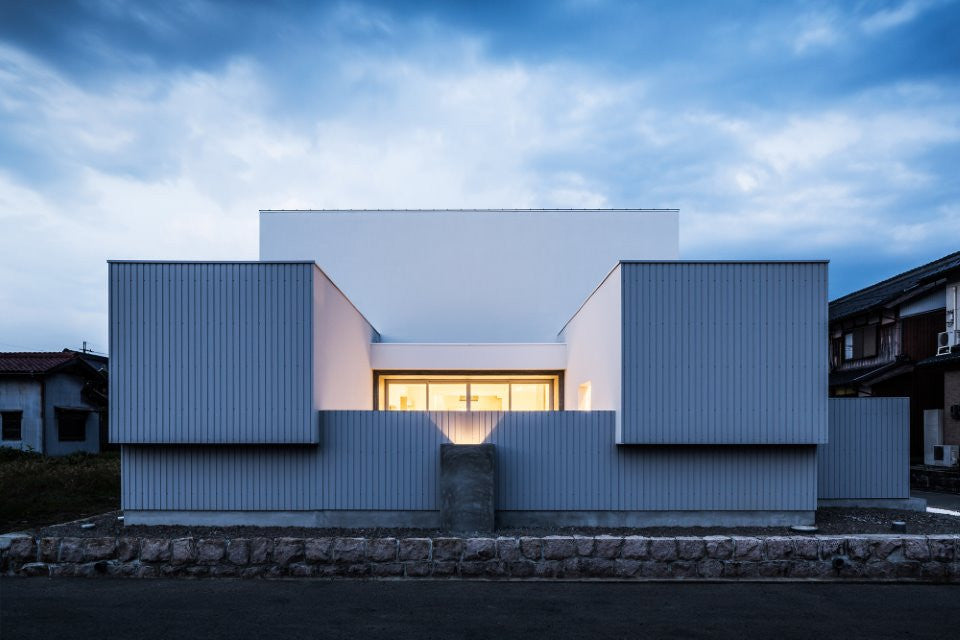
[0,379,42,451]
[370,343,566,371]
[559,264,623,434]
[313,266,378,410]
[260,209,678,342]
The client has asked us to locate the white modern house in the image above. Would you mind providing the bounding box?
[109,209,911,528]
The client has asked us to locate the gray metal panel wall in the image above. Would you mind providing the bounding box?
[818,398,909,499]
[123,411,816,511]
[620,262,828,444]
[109,262,315,444]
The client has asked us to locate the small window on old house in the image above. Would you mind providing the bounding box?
[843,325,879,361]
[1,411,23,441]
[56,408,88,442]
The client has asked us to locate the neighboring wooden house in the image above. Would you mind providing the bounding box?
[0,350,109,455]
[829,251,960,461]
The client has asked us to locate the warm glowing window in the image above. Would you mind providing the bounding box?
[387,383,427,411]
[429,383,468,411]
[382,376,556,411]
[471,383,509,410]
[510,383,550,411]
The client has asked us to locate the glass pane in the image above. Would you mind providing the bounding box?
[429,383,468,411]
[387,383,427,411]
[511,383,550,411]
[471,383,509,411]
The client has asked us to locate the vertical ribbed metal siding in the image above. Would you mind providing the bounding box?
[620,262,828,444]
[123,411,816,511]
[109,262,315,444]
[818,398,909,499]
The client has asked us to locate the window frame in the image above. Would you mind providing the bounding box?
[56,408,89,442]
[842,324,879,362]
[1,411,23,441]
[384,378,555,411]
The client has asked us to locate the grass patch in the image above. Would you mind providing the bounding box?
[0,448,120,532]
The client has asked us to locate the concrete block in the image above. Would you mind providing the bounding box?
[440,443,495,532]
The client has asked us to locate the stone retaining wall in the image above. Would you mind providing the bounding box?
[2,534,959,581]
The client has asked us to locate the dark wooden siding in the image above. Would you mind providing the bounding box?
[901,310,945,361]
[830,322,898,371]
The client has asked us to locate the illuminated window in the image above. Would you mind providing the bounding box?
[429,383,469,411]
[471,383,509,410]
[383,377,556,411]
[510,383,550,411]
[387,383,427,411]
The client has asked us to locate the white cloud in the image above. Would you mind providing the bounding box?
[0,20,959,349]
[861,0,936,34]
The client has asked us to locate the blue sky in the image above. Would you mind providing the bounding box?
[1,0,958,352]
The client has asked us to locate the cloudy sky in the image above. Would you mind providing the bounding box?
[1,0,958,353]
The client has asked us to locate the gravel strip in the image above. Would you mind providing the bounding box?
[12,507,958,539]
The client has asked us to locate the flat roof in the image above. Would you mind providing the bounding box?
[259,208,679,213]
[107,260,316,264]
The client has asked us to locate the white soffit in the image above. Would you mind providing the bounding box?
[370,343,567,371]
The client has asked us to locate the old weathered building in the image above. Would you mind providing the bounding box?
[0,350,108,455]
[829,251,960,460]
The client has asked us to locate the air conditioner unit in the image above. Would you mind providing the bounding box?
[924,410,943,465]
[930,445,960,467]
[937,330,960,356]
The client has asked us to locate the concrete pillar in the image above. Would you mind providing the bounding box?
[440,443,495,533]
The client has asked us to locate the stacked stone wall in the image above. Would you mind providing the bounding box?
[3,534,958,581]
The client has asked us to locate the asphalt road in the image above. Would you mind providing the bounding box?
[914,490,960,512]
[2,579,959,639]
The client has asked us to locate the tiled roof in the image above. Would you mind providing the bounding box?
[0,351,83,374]
[830,251,960,322]
[829,360,913,387]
